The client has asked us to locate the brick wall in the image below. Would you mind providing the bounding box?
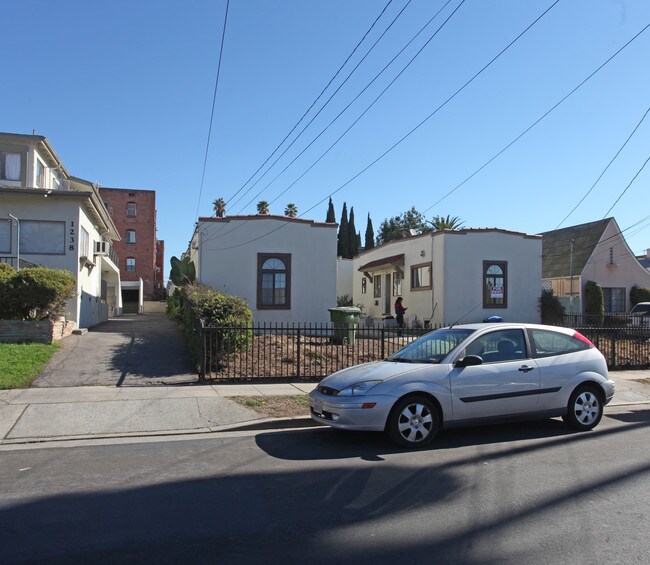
[0,319,76,344]
[100,187,158,300]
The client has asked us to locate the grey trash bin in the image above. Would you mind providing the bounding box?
[328,307,361,345]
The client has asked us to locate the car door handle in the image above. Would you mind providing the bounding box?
[518,365,535,373]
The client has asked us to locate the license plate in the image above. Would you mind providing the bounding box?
[313,398,323,415]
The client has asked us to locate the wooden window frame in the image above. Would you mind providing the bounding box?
[410,262,432,291]
[483,260,508,308]
[257,253,291,310]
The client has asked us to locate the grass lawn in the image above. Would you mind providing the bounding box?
[0,342,59,389]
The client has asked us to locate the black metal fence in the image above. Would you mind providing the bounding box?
[558,314,650,370]
[197,322,431,381]
[196,317,650,381]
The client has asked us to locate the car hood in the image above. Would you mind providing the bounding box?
[319,360,433,390]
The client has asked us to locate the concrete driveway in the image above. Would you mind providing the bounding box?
[33,313,198,387]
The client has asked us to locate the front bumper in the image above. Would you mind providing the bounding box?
[309,390,396,431]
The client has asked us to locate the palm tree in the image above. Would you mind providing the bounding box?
[284,203,298,217]
[256,200,270,215]
[212,198,226,218]
[429,214,464,231]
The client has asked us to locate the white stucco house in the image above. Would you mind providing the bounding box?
[188,214,338,323]
[541,218,650,313]
[0,132,122,329]
[353,228,542,326]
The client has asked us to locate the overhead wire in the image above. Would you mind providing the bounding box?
[223,0,397,209]
[555,103,650,229]
[422,20,650,214]
[194,0,230,223]
[601,153,650,217]
[201,0,562,251]
[202,0,464,245]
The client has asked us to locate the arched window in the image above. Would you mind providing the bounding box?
[483,261,507,307]
[258,253,291,309]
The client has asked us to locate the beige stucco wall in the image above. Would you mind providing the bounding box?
[580,220,650,311]
[441,231,542,324]
[197,216,338,324]
[352,230,542,326]
[2,193,119,328]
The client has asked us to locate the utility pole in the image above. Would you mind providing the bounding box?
[569,239,574,313]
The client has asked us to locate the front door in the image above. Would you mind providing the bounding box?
[385,273,392,315]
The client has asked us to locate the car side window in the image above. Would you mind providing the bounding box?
[530,329,590,358]
[465,329,527,363]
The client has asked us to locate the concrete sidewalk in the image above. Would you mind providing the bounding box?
[1,372,649,446]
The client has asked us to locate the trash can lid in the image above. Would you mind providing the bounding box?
[328,307,361,314]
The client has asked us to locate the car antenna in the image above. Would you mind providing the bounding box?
[448,301,483,329]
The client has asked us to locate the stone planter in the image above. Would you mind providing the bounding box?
[0,318,77,344]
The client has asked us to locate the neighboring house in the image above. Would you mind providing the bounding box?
[352,228,542,326]
[0,132,122,328]
[188,214,338,323]
[541,218,650,313]
[636,249,650,272]
[100,187,165,311]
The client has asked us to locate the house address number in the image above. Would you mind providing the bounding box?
[69,220,75,251]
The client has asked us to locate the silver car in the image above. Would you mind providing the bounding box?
[309,323,615,448]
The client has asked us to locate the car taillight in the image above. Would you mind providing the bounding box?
[574,331,595,348]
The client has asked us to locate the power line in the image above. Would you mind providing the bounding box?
[422,20,650,214]
[201,0,561,251]
[202,0,464,245]
[602,153,650,217]
[555,103,650,229]
[228,0,417,213]
[194,0,230,222]
[224,0,397,209]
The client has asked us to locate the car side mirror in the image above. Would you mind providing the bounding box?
[455,355,483,368]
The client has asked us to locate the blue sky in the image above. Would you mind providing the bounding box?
[3,0,649,278]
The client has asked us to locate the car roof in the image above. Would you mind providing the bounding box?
[446,322,574,334]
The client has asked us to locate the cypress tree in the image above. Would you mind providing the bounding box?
[326,197,336,223]
[348,207,358,258]
[338,202,350,258]
[365,214,375,249]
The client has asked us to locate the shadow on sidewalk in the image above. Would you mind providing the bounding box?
[33,313,198,387]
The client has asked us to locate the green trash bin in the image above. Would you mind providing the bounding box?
[328,307,361,345]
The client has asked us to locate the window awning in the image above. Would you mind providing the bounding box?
[358,254,405,278]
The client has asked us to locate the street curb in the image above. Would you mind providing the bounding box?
[0,416,320,447]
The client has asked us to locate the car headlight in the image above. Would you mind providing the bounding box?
[337,380,383,396]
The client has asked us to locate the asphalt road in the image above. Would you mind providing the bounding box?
[1,406,648,564]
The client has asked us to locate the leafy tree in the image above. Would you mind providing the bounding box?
[365,214,375,249]
[170,256,196,287]
[256,200,270,215]
[377,206,430,245]
[337,202,350,258]
[212,198,226,218]
[429,214,464,231]
[326,197,336,223]
[284,203,298,217]
[348,206,359,257]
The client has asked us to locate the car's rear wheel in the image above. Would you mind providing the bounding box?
[387,395,439,448]
[562,385,603,431]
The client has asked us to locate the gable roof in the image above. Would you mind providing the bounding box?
[540,218,612,278]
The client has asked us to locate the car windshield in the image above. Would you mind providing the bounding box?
[388,328,475,363]
[631,304,650,314]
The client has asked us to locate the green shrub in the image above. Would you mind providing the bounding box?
[584,280,604,325]
[0,267,76,321]
[0,263,15,281]
[539,289,565,325]
[170,285,253,371]
[630,285,650,307]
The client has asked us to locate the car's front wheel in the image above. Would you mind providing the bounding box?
[387,395,439,448]
[562,385,603,431]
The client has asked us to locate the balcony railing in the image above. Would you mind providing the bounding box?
[0,256,39,269]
